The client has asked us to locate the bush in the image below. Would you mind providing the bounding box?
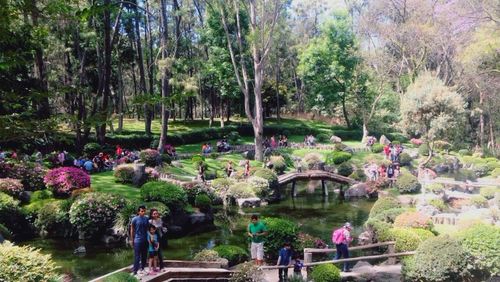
[480,187,498,200]
[103,272,138,282]
[418,143,430,156]
[470,195,488,208]
[0,193,29,238]
[193,249,222,262]
[337,162,353,177]
[0,241,60,282]
[0,161,46,191]
[262,217,298,260]
[141,182,187,209]
[211,178,236,202]
[458,149,471,156]
[390,227,435,252]
[371,207,408,224]
[0,178,24,198]
[31,190,53,201]
[456,223,500,277]
[311,264,341,282]
[44,167,90,198]
[229,261,264,282]
[83,142,102,156]
[214,245,248,266]
[251,168,278,189]
[364,218,393,242]
[139,149,161,167]
[34,201,70,237]
[369,197,401,218]
[228,182,255,199]
[114,164,135,183]
[316,133,330,143]
[427,183,445,194]
[394,211,433,230]
[399,153,412,166]
[326,151,352,165]
[69,193,127,238]
[473,164,491,177]
[429,199,447,212]
[402,236,472,282]
[296,232,327,254]
[491,168,500,178]
[246,176,270,198]
[332,129,362,141]
[194,194,212,212]
[395,173,421,194]
[269,155,287,174]
[227,131,241,144]
[349,169,366,181]
[334,143,348,151]
[371,144,384,153]
[303,152,324,169]
[434,140,452,152]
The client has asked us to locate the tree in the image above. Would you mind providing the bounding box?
[400,72,466,164]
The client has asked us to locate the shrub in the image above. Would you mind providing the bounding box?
[491,167,500,178]
[262,217,298,259]
[296,232,327,254]
[34,201,70,237]
[271,149,294,168]
[31,190,53,201]
[103,272,138,282]
[211,178,236,202]
[0,178,24,198]
[364,218,393,242]
[141,182,187,209]
[161,154,172,165]
[0,241,60,282]
[139,149,161,167]
[0,193,31,238]
[44,167,90,198]
[269,155,287,174]
[473,164,491,177]
[395,173,421,194]
[371,207,408,224]
[332,129,362,141]
[325,151,352,165]
[230,261,264,282]
[394,211,433,230]
[144,201,170,218]
[369,197,401,218]
[458,149,471,156]
[227,131,241,144]
[251,168,278,189]
[470,195,488,208]
[480,187,498,200]
[371,144,384,153]
[194,194,212,212]
[114,164,135,183]
[337,162,353,177]
[303,152,323,169]
[316,133,330,143]
[427,183,445,194]
[402,236,472,282]
[191,154,206,164]
[410,138,424,146]
[390,227,435,252]
[399,153,412,166]
[69,192,127,238]
[246,176,270,198]
[418,143,430,156]
[311,264,341,282]
[456,223,500,276]
[334,143,348,151]
[434,140,452,152]
[349,169,366,181]
[193,249,222,262]
[83,142,102,156]
[214,245,248,266]
[0,161,46,191]
[228,182,255,198]
[429,199,447,212]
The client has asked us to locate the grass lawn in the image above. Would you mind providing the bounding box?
[91,171,141,200]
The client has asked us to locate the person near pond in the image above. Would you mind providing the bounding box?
[332,222,353,272]
[293,256,304,278]
[147,224,159,275]
[277,242,293,282]
[247,215,268,266]
[198,165,206,183]
[131,205,149,276]
[225,161,234,177]
[149,208,167,270]
[244,160,251,178]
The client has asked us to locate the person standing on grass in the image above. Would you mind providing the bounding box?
[247,215,268,266]
[332,222,353,272]
[131,205,149,276]
[276,242,292,282]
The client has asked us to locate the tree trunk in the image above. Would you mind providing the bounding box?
[98,0,112,145]
[362,122,369,143]
[145,0,155,124]
[117,61,124,133]
[341,95,351,128]
[220,97,225,128]
[226,99,230,122]
[253,64,265,161]
[479,90,484,147]
[158,0,170,153]
[276,61,280,121]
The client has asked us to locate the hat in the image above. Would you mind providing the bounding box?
[344,222,352,229]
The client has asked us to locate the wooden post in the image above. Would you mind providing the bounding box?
[304,250,312,279]
[322,180,328,196]
[387,243,396,265]
[292,181,297,197]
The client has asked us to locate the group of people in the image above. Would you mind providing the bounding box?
[263,135,288,149]
[303,135,316,146]
[216,139,231,152]
[383,143,404,162]
[201,143,213,155]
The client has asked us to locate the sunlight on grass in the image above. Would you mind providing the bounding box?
[91,171,140,200]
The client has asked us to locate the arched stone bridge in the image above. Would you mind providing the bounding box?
[278,170,356,197]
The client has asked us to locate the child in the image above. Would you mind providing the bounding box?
[293,256,304,278]
[276,242,292,282]
[147,224,159,275]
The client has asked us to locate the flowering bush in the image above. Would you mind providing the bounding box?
[0,161,46,191]
[410,138,423,146]
[246,176,269,198]
[394,211,433,230]
[0,178,24,198]
[114,164,135,183]
[193,249,222,262]
[69,193,127,238]
[296,232,327,254]
[139,149,161,167]
[145,167,160,180]
[44,167,90,197]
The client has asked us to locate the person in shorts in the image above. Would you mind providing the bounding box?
[247,215,268,265]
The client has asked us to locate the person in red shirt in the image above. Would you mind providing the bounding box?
[383,144,390,159]
[116,145,123,157]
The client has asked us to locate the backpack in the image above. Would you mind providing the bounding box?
[332,228,346,244]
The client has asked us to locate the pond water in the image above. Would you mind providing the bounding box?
[21,181,374,281]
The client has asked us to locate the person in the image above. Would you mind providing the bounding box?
[0,148,5,160]
[277,242,292,282]
[149,208,168,254]
[244,160,251,178]
[293,256,304,278]
[387,164,395,186]
[332,222,353,272]
[84,158,94,173]
[378,164,386,178]
[271,136,277,149]
[116,145,123,157]
[247,215,268,266]
[130,205,149,276]
[282,135,288,147]
[383,144,390,160]
[201,143,207,155]
[57,151,66,166]
[198,165,206,183]
[225,161,234,177]
[147,224,159,274]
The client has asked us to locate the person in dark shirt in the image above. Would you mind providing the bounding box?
[293,256,304,278]
[276,242,292,282]
[130,205,149,275]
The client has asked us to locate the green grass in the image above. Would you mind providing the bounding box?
[91,171,140,200]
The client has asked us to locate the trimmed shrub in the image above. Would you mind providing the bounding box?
[0,178,24,198]
[211,178,236,202]
[325,151,352,165]
[470,195,488,208]
[69,192,127,238]
[402,236,472,282]
[228,182,255,199]
[141,182,187,209]
[390,227,435,252]
[139,149,161,167]
[427,183,445,194]
[103,272,138,282]
[214,245,248,266]
[34,201,70,236]
[311,264,341,282]
[399,153,412,166]
[337,162,353,177]
[83,142,102,156]
[371,143,384,153]
[0,241,60,282]
[316,133,330,143]
[230,261,264,282]
[473,164,491,177]
[434,140,452,152]
[480,187,498,200]
[262,217,299,259]
[246,176,270,198]
[349,169,366,181]
[491,167,500,178]
[394,211,433,230]
[251,168,278,189]
[371,207,408,224]
[395,173,421,194]
[365,218,393,242]
[456,223,500,276]
[429,199,447,212]
[194,194,212,212]
[334,143,348,151]
[44,167,90,198]
[418,143,430,156]
[369,197,401,218]
[193,249,222,262]
[31,190,53,201]
[114,164,135,183]
[227,131,241,144]
[269,155,287,174]
[303,152,324,169]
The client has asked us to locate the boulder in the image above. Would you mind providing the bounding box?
[343,147,355,154]
[241,150,255,160]
[236,197,261,208]
[132,162,147,186]
[345,183,368,198]
[100,234,120,244]
[358,230,374,245]
[380,135,391,145]
[330,135,342,143]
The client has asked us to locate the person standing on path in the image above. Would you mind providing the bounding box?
[332,222,353,272]
[276,242,292,282]
[149,208,167,270]
[130,206,149,276]
[247,215,268,266]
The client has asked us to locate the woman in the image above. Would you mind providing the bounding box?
[244,160,251,177]
[226,161,234,177]
[149,208,167,270]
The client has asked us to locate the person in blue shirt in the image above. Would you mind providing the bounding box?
[130,205,149,275]
[293,256,304,278]
[83,159,94,173]
[276,242,292,282]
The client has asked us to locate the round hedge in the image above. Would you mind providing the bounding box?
[427,183,445,194]
[394,211,433,230]
[395,173,421,194]
[418,143,430,156]
[402,236,472,282]
[193,249,222,262]
[262,217,299,260]
[399,153,412,166]
[0,161,46,191]
[337,162,353,177]
[140,181,187,209]
[371,144,384,153]
[480,187,498,200]
[316,133,330,143]
[246,176,270,198]
[34,201,70,236]
[194,194,212,212]
[251,168,278,189]
[0,192,32,239]
[311,264,341,282]
[114,164,135,183]
[371,207,408,224]
[139,149,161,167]
[326,151,352,165]
[213,245,248,266]
[390,227,435,252]
[369,197,401,218]
[228,182,255,199]
[44,167,90,198]
[470,195,488,208]
[269,155,287,174]
[303,152,323,169]
[83,142,102,156]
[364,218,393,242]
[0,178,24,198]
[349,169,366,181]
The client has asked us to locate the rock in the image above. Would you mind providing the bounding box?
[445,156,461,171]
[345,183,368,198]
[407,149,419,159]
[74,246,86,254]
[353,261,373,270]
[236,197,261,208]
[397,195,415,206]
[132,162,147,186]
[343,147,355,154]
[241,150,255,160]
[330,135,342,143]
[433,164,450,174]
[358,230,374,245]
[380,135,391,145]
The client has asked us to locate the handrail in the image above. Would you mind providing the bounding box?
[304,241,395,254]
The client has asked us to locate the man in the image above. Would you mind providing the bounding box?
[332,222,353,272]
[247,215,268,266]
[130,206,149,276]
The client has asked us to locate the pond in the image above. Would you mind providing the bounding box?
[21,181,374,281]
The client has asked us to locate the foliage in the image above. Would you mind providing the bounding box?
[418,143,430,157]
[394,211,433,230]
[228,183,255,199]
[371,207,408,224]
[194,194,212,212]
[310,264,341,282]
[480,187,498,200]
[44,167,90,198]
[349,169,366,181]
[214,245,248,266]
[0,178,24,198]
[364,218,393,242]
[429,199,447,212]
[211,178,236,202]
[458,149,471,156]
[246,176,270,198]
[0,241,60,282]
[296,232,327,254]
[491,168,500,178]
[84,142,102,156]
[316,133,330,143]
[337,162,353,177]
[262,217,299,259]
[395,173,421,194]
[269,155,286,174]
[390,227,435,252]
[31,190,53,201]
[227,131,241,144]
[472,164,490,177]
[34,201,70,236]
[369,197,401,218]
[103,272,138,282]
[139,149,161,167]
[456,223,500,277]
[434,140,452,152]
[140,181,187,209]
[251,168,278,189]
[193,249,222,262]
[114,164,135,184]
[325,151,352,165]
[470,195,488,208]
[398,153,412,166]
[427,183,445,194]
[402,236,472,282]
[303,152,323,169]
[0,161,46,191]
[229,261,264,282]
[371,143,384,153]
